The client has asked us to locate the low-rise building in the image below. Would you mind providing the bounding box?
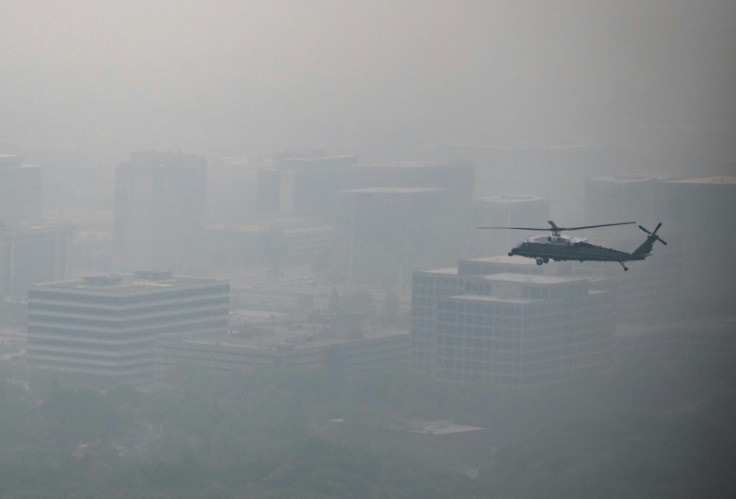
[156,316,408,378]
[26,271,229,387]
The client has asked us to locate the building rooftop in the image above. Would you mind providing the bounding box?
[160,321,408,352]
[361,161,465,169]
[475,194,547,203]
[341,187,445,195]
[415,267,458,276]
[665,176,736,185]
[587,174,672,184]
[207,217,330,233]
[461,255,538,266]
[387,419,485,436]
[0,221,75,233]
[33,272,226,294]
[479,273,589,285]
[449,294,538,305]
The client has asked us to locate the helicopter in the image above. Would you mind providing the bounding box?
[477,221,666,270]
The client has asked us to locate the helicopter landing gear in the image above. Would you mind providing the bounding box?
[618,261,628,271]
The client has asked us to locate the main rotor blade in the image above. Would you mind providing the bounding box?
[476,226,552,231]
[560,222,637,231]
[478,221,636,231]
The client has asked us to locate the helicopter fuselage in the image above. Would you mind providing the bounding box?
[479,220,665,271]
[508,234,645,266]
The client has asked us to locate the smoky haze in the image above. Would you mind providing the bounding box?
[3,1,736,498]
[1,0,735,158]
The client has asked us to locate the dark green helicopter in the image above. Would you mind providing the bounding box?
[478,221,666,271]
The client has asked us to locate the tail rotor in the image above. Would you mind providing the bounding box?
[632,223,666,257]
[639,222,667,246]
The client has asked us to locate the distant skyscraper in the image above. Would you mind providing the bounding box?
[655,176,736,312]
[257,156,474,223]
[0,222,74,301]
[332,187,450,286]
[584,174,670,228]
[113,151,206,272]
[353,161,475,201]
[438,141,630,221]
[0,154,43,223]
[257,154,359,218]
[470,195,550,258]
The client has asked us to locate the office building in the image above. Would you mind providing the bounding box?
[257,154,359,218]
[469,195,550,257]
[411,256,549,373]
[257,156,474,222]
[0,222,74,301]
[206,218,333,270]
[438,141,630,221]
[156,314,408,378]
[26,271,229,387]
[654,176,736,313]
[615,315,736,360]
[206,155,256,224]
[411,268,461,372]
[584,174,671,228]
[332,187,451,286]
[571,233,683,324]
[352,161,475,201]
[113,151,206,272]
[0,154,43,223]
[457,254,546,277]
[433,274,615,386]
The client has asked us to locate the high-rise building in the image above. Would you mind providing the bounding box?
[257,156,474,222]
[206,156,255,225]
[654,176,736,313]
[570,232,683,324]
[332,187,451,286]
[113,151,206,272]
[0,154,43,223]
[469,195,550,258]
[26,271,229,387]
[433,274,615,386]
[0,222,74,301]
[584,174,670,228]
[206,218,333,270]
[352,161,475,201]
[257,154,359,218]
[438,141,630,221]
[580,174,691,322]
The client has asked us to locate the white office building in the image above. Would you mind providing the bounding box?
[26,271,229,387]
[433,274,615,386]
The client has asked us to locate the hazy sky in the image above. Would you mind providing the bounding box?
[1,0,735,157]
